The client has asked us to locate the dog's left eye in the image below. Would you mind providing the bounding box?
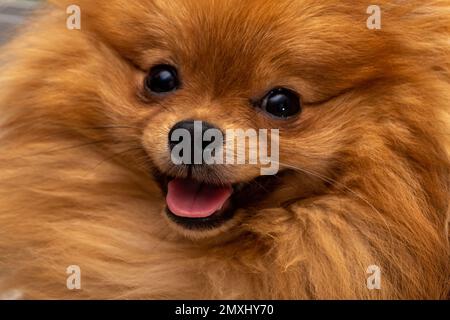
[260,88,302,119]
[145,64,180,94]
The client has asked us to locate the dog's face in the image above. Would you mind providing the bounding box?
[40,0,442,238]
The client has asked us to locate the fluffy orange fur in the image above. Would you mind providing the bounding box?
[0,0,449,299]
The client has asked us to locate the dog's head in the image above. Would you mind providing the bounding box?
[20,0,448,238]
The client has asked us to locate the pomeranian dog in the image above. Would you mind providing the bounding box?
[0,0,449,299]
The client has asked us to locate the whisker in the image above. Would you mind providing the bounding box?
[273,161,394,243]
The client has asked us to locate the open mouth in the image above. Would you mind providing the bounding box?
[153,170,282,230]
[166,178,234,229]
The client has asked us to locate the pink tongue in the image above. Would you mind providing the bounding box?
[167,179,233,218]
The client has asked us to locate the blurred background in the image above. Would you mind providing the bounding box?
[0,0,40,44]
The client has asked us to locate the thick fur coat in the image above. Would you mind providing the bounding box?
[0,0,449,299]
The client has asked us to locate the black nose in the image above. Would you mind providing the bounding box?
[168,120,221,164]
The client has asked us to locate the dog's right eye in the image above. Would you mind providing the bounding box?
[145,64,180,94]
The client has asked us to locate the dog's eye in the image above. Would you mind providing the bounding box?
[260,88,301,119]
[145,64,180,94]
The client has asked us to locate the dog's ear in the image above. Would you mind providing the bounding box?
[45,0,163,60]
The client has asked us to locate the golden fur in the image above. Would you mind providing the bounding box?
[0,0,449,299]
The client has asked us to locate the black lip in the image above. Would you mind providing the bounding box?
[165,205,236,230]
[152,168,283,231]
